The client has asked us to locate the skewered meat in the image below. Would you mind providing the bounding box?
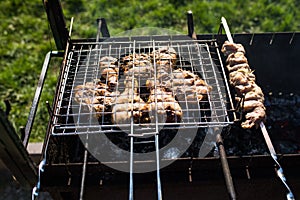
[74,81,119,118]
[234,82,255,94]
[226,52,248,66]
[148,86,182,123]
[226,63,250,72]
[221,40,245,56]
[242,100,265,112]
[229,69,254,86]
[222,41,266,129]
[236,84,264,103]
[112,78,150,124]
[241,106,266,129]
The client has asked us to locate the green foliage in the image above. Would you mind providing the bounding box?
[1,0,299,142]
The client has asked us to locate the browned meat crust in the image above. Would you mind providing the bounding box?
[222,41,266,129]
[74,81,119,118]
[147,86,182,123]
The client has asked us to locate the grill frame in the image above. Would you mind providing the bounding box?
[50,36,235,138]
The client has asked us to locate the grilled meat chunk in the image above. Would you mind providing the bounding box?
[99,56,118,70]
[99,56,119,91]
[151,47,177,65]
[124,63,154,81]
[226,52,248,66]
[222,41,266,129]
[163,69,212,102]
[121,53,151,72]
[101,67,119,91]
[74,81,119,118]
[147,86,182,123]
[75,46,213,126]
[112,78,150,124]
[221,41,245,56]
[226,63,250,72]
[241,106,266,129]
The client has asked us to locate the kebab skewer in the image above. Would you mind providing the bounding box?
[222,41,266,129]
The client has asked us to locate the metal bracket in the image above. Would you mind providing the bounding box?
[96,18,110,42]
[187,10,197,40]
[23,51,64,148]
[43,0,69,50]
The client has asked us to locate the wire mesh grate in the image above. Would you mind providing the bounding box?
[51,37,234,136]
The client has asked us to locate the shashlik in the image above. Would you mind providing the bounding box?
[222,41,266,129]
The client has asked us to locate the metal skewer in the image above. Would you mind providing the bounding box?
[155,134,163,200]
[221,16,295,200]
[129,136,134,200]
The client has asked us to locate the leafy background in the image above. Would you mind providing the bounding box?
[0,0,300,142]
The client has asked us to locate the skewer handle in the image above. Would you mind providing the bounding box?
[221,17,234,43]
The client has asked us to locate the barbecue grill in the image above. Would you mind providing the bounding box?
[1,1,299,200]
[41,30,236,198]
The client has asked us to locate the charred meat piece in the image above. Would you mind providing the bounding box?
[163,69,212,102]
[147,86,182,123]
[74,81,119,118]
[151,47,177,65]
[153,47,177,79]
[120,53,151,72]
[112,100,150,124]
[101,67,119,91]
[229,68,255,86]
[226,63,250,72]
[112,78,150,124]
[242,100,265,112]
[99,56,119,91]
[124,62,154,80]
[156,61,174,75]
[235,84,264,103]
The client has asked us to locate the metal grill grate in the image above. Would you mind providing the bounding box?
[51,37,234,136]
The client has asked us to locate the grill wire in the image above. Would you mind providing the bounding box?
[51,37,233,136]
